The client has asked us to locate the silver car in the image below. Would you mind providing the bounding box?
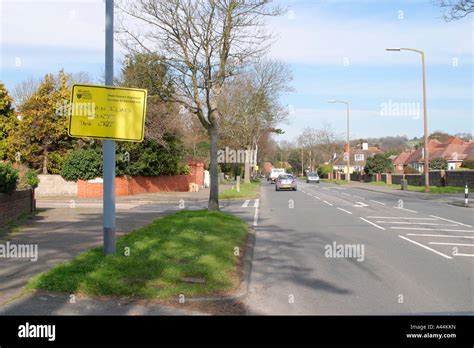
[275,174,297,191]
[306,172,320,183]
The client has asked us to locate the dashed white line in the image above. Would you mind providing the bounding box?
[353,195,365,200]
[242,200,250,208]
[370,200,386,205]
[406,234,474,239]
[398,235,452,259]
[391,227,474,233]
[367,217,436,220]
[341,192,351,196]
[337,207,353,215]
[394,207,418,213]
[377,221,457,226]
[360,217,385,230]
[429,242,474,247]
[253,199,260,227]
[429,215,472,228]
[323,200,333,206]
[314,196,321,200]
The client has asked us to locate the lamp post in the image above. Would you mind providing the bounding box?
[328,100,350,182]
[386,48,429,192]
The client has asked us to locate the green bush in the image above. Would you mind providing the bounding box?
[178,164,190,175]
[61,148,102,182]
[26,170,39,188]
[461,160,474,169]
[47,151,70,174]
[364,154,393,175]
[429,157,448,170]
[317,164,332,178]
[0,162,19,193]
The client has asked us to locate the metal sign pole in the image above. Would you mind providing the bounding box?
[103,0,116,255]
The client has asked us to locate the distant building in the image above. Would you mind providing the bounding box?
[332,143,383,174]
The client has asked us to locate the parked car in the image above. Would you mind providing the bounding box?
[269,168,286,183]
[306,172,320,183]
[275,174,297,191]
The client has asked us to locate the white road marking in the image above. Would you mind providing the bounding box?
[323,200,333,206]
[394,207,418,213]
[354,202,368,208]
[314,196,321,200]
[377,221,457,226]
[428,242,474,247]
[341,193,351,196]
[398,235,452,259]
[337,207,353,215]
[242,200,250,208]
[253,199,260,227]
[360,217,385,230]
[391,227,474,233]
[370,200,386,205]
[455,253,474,257]
[429,215,472,228]
[353,195,365,200]
[367,217,436,220]
[406,234,474,239]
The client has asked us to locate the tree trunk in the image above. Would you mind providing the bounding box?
[42,148,48,174]
[208,126,220,211]
[244,146,251,184]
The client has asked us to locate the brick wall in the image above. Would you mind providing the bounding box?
[77,163,205,198]
[378,171,474,187]
[0,190,34,227]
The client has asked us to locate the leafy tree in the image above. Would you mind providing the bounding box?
[429,157,448,170]
[317,164,333,178]
[0,82,16,160]
[9,70,72,173]
[461,160,474,169]
[61,148,102,182]
[364,154,393,175]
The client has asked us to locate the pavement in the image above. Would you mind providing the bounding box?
[2,180,473,315]
[244,180,474,315]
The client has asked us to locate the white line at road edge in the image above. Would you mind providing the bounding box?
[429,215,472,228]
[337,207,353,215]
[454,253,474,257]
[429,242,474,247]
[368,217,436,220]
[253,199,260,208]
[242,200,250,208]
[323,200,333,206]
[398,235,452,259]
[360,217,385,230]
[253,199,259,227]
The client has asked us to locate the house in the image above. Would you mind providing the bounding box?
[392,137,474,172]
[332,143,383,174]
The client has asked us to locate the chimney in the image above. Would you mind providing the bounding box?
[362,143,368,150]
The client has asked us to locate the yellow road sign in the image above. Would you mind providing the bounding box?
[68,84,147,142]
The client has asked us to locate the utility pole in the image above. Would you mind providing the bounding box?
[328,100,350,182]
[103,0,116,255]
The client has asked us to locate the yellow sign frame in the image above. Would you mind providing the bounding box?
[68,84,147,142]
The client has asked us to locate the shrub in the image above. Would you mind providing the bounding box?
[317,164,332,178]
[26,170,39,188]
[47,151,70,174]
[61,148,102,182]
[404,166,420,174]
[178,164,190,175]
[364,154,393,175]
[461,160,474,169]
[0,162,19,193]
[429,157,448,170]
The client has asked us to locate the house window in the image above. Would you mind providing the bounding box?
[354,154,364,161]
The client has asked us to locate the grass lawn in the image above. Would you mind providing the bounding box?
[28,210,248,299]
[219,181,261,199]
[367,181,466,194]
[320,178,349,185]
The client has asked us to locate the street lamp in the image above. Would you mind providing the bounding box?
[328,100,350,182]
[386,48,429,192]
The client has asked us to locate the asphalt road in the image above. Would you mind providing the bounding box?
[240,180,474,315]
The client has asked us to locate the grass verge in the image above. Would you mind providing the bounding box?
[367,181,466,193]
[219,181,261,199]
[320,179,349,185]
[27,210,248,299]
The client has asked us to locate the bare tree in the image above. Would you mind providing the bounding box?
[116,0,280,210]
[219,59,291,183]
[435,0,473,21]
[12,77,39,108]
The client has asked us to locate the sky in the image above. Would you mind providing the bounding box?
[0,0,472,143]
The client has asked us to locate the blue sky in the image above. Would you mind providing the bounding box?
[1,0,472,142]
